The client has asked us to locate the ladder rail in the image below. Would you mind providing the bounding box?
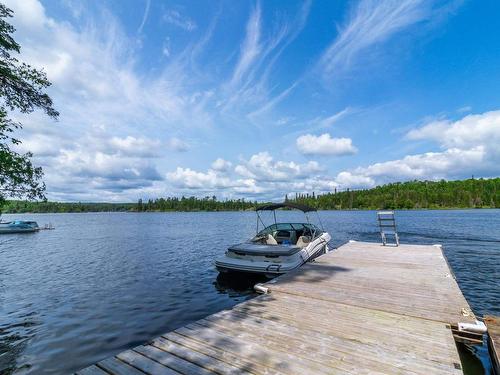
[377,211,399,246]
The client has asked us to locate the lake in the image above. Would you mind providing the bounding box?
[0,210,499,374]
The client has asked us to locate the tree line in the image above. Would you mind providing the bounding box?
[289,178,499,210]
[2,196,257,213]
[1,178,498,213]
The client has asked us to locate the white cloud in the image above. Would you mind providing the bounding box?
[167,137,189,152]
[5,0,50,30]
[167,167,231,189]
[163,9,197,31]
[331,109,500,189]
[457,105,472,113]
[5,0,484,202]
[109,136,162,157]
[137,0,151,33]
[211,158,232,172]
[224,2,311,117]
[162,37,171,57]
[335,172,375,188]
[318,0,430,78]
[230,4,261,87]
[49,148,163,194]
[296,133,357,156]
[235,152,322,182]
[335,147,486,188]
[406,110,500,149]
[317,108,352,128]
[2,0,216,200]
[166,154,337,199]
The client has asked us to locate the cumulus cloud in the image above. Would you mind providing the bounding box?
[166,167,231,189]
[211,158,232,172]
[234,152,322,182]
[109,136,163,157]
[296,133,357,156]
[334,147,486,188]
[332,110,500,188]
[405,110,500,149]
[163,150,340,199]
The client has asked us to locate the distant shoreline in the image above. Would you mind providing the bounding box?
[2,207,498,215]
[2,178,499,213]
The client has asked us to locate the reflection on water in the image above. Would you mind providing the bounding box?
[457,342,489,375]
[0,306,40,374]
[0,210,498,374]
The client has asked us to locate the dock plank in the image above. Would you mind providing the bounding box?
[151,336,254,375]
[485,316,500,375]
[77,241,474,374]
[162,331,283,375]
[75,365,109,375]
[97,357,146,375]
[265,241,474,324]
[117,349,180,375]
[133,345,212,375]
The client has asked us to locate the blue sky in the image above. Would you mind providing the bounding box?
[5,0,500,201]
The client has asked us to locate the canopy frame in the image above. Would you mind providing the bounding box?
[254,202,324,234]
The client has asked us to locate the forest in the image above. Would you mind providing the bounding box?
[290,178,499,210]
[1,178,498,213]
[1,196,257,213]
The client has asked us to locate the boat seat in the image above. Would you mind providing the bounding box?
[266,234,278,245]
[296,236,311,248]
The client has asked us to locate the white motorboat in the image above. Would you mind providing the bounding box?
[0,220,39,234]
[215,202,331,278]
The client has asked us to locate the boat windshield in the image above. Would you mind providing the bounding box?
[252,223,323,246]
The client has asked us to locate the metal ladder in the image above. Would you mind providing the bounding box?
[377,211,399,246]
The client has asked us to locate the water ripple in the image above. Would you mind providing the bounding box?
[0,210,498,374]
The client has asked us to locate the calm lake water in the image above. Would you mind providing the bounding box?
[0,210,499,374]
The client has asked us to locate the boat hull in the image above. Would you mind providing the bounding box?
[0,221,40,234]
[215,232,331,277]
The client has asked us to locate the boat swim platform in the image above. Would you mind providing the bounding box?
[76,241,480,375]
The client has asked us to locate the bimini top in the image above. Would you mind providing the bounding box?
[256,202,316,212]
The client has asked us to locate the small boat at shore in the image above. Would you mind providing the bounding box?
[215,202,331,278]
[0,220,40,234]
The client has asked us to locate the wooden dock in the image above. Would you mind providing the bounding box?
[485,316,500,374]
[77,241,480,375]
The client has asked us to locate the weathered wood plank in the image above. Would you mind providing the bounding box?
[75,365,109,375]
[117,349,180,375]
[177,323,335,374]
[210,307,460,370]
[151,336,253,375]
[264,242,474,324]
[133,344,212,375]
[485,316,500,375]
[162,331,283,375]
[97,357,146,375]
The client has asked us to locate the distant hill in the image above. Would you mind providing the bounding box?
[290,178,499,210]
[1,178,498,213]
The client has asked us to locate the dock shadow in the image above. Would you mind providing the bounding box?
[268,261,352,285]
